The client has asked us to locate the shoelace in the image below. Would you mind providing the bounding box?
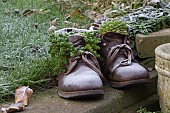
[103,44,133,76]
[65,51,106,81]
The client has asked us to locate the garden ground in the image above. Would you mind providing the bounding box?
[0,0,93,101]
[0,0,165,113]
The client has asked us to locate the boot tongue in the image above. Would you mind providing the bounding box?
[68,35,85,48]
[102,32,126,45]
[99,32,128,59]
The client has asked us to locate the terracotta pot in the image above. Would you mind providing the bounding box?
[155,43,170,113]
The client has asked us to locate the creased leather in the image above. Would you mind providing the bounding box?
[65,52,105,81]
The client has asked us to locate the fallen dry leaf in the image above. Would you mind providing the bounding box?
[69,8,86,19]
[15,86,33,106]
[1,86,33,113]
[104,9,121,18]
[50,19,57,26]
[22,9,36,16]
[48,26,56,32]
[84,10,104,21]
[22,8,50,16]
[65,14,71,20]
[62,21,78,28]
[1,101,25,113]
[39,8,51,14]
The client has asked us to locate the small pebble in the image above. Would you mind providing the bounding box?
[147,67,153,72]
[14,9,20,14]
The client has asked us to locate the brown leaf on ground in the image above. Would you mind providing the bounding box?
[104,9,121,18]
[39,8,51,14]
[84,10,104,21]
[1,101,25,113]
[65,14,71,20]
[22,9,36,16]
[50,19,58,26]
[69,8,84,18]
[1,86,33,113]
[62,21,78,28]
[22,9,50,16]
[48,26,56,32]
[15,86,33,106]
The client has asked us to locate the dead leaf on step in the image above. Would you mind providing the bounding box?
[1,101,25,113]
[1,86,33,113]
[15,86,33,106]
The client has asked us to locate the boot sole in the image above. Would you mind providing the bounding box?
[109,78,150,88]
[58,89,104,98]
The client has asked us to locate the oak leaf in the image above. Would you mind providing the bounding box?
[15,86,33,106]
[1,101,25,113]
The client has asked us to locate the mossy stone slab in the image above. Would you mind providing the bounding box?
[136,29,170,58]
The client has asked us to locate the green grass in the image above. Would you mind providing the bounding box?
[137,108,162,113]
[0,0,93,102]
[0,0,55,102]
[137,107,170,113]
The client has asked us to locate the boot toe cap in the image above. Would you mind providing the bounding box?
[59,65,103,92]
[110,63,149,82]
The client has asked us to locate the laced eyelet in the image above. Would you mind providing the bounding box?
[102,43,107,47]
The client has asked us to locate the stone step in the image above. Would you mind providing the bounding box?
[0,71,157,113]
[121,93,159,113]
[135,28,170,58]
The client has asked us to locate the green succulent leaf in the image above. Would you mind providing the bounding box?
[99,19,128,35]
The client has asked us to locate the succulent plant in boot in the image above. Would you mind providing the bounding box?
[99,19,128,36]
[49,31,101,75]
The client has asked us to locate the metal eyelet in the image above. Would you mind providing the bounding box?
[102,43,107,47]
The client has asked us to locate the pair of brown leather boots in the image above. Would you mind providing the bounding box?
[57,31,150,98]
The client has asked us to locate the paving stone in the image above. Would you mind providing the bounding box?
[121,94,159,113]
[140,58,155,69]
[0,71,158,113]
[123,70,157,108]
[135,29,170,58]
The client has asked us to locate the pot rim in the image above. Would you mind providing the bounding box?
[155,43,170,60]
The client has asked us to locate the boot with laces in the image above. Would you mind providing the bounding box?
[98,32,150,88]
[58,35,105,98]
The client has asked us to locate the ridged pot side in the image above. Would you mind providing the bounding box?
[155,43,170,113]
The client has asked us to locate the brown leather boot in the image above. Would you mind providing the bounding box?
[98,32,150,88]
[58,35,105,98]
